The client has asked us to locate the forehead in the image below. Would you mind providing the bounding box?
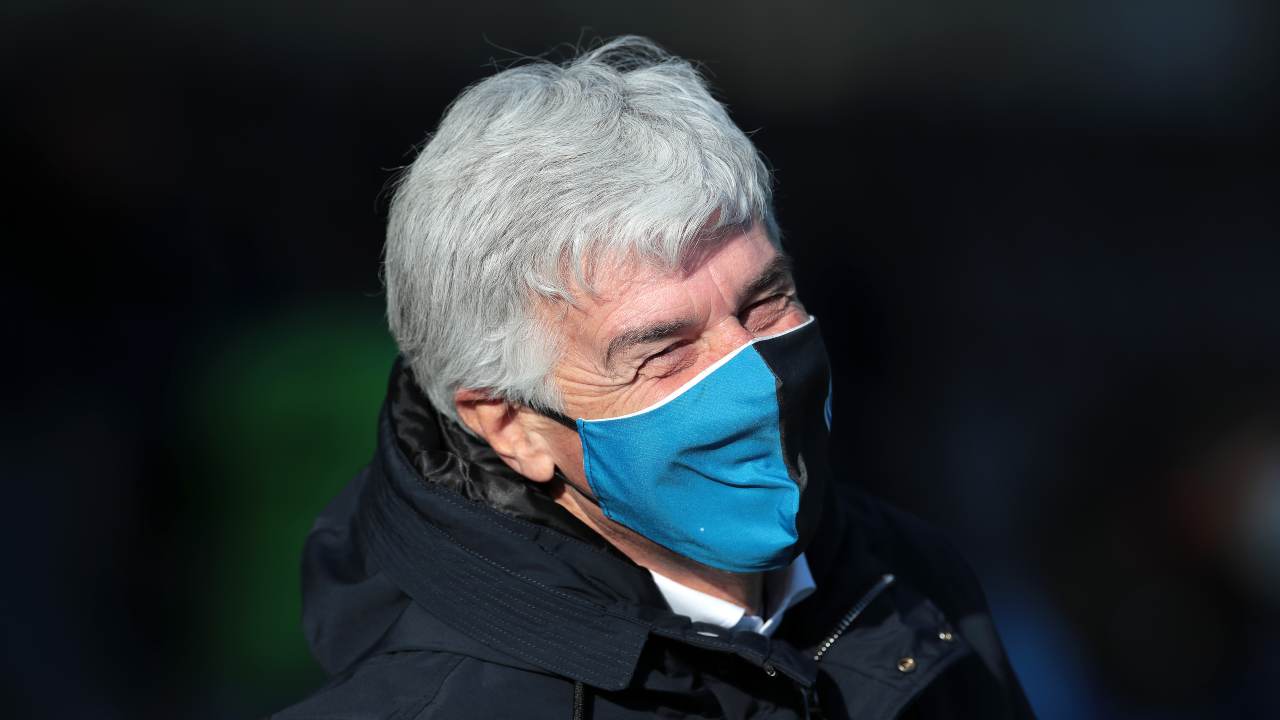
[552,224,784,356]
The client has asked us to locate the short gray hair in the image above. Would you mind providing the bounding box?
[384,35,778,423]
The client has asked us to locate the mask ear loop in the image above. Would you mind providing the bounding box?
[552,467,602,508]
[541,408,580,432]
[526,400,579,432]
[526,403,601,506]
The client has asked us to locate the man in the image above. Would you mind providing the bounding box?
[275,36,1034,719]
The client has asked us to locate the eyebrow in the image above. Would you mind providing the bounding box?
[604,317,697,371]
[738,253,795,305]
[601,253,797,370]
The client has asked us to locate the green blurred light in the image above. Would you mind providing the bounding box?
[185,298,396,689]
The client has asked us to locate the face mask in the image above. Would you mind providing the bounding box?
[545,316,833,573]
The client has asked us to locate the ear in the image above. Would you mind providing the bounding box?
[454,388,557,483]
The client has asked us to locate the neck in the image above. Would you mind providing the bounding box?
[553,477,764,614]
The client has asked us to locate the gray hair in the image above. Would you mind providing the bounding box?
[384,35,778,424]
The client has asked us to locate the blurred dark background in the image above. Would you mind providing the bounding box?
[4,1,1278,718]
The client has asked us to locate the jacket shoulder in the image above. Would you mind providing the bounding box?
[412,659,579,720]
[849,490,989,615]
[273,650,578,720]
[846,489,1037,718]
[271,651,467,720]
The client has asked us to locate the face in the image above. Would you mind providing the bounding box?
[453,220,810,569]
[538,221,808,489]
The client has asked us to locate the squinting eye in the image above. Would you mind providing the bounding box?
[636,340,695,379]
[739,294,793,330]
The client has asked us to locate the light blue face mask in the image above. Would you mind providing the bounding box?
[544,317,833,573]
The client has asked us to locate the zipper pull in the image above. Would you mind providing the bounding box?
[813,573,896,662]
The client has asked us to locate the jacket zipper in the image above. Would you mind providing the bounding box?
[813,573,896,662]
[800,573,898,719]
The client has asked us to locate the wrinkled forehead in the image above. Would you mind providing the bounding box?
[564,218,775,303]
[536,222,788,357]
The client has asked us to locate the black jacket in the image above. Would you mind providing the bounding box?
[273,362,1035,719]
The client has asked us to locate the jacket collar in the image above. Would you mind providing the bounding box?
[362,413,651,689]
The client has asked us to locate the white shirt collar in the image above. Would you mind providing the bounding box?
[648,553,816,637]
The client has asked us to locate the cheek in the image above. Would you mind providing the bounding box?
[598,379,684,418]
[563,367,673,419]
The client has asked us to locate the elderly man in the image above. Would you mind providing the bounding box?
[276,37,1033,719]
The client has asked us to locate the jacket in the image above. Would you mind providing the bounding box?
[273,360,1036,719]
